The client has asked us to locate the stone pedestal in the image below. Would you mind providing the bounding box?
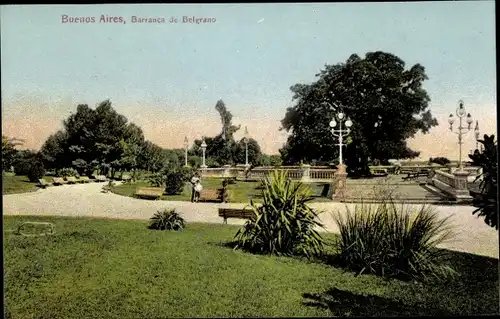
[222,165,232,178]
[453,170,473,200]
[328,164,348,200]
[301,164,311,183]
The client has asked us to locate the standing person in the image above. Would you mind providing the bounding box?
[190,172,200,202]
[194,179,203,203]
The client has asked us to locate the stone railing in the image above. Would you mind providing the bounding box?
[430,169,472,202]
[433,170,455,187]
[200,166,336,182]
[310,169,337,180]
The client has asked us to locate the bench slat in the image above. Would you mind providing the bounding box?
[218,208,255,224]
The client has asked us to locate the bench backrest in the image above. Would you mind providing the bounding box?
[53,177,65,183]
[219,208,255,218]
[66,176,77,182]
[80,176,90,181]
[38,179,47,185]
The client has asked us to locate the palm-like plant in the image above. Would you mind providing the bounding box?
[148,209,186,231]
[234,170,325,257]
[333,200,456,281]
[469,134,498,230]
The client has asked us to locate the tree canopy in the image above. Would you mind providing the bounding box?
[189,100,263,166]
[39,100,173,176]
[280,51,438,174]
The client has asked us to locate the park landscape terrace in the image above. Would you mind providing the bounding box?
[2,2,498,318]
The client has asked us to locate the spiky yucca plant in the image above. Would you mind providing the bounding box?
[333,200,456,281]
[148,209,186,231]
[234,170,325,257]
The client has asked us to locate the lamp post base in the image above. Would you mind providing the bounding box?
[328,164,348,200]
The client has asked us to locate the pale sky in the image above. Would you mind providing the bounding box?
[1,2,496,160]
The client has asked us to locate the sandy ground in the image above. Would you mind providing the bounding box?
[3,182,498,258]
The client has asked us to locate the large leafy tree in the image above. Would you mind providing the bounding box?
[2,135,24,170]
[280,51,438,175]
[39,100,150,176]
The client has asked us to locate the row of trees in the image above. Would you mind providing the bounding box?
[3,99,281,179]
[187,100,281,168]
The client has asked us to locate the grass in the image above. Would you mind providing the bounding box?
[2,174,53,195]
[111,177,332,203]
[3,215,498,317]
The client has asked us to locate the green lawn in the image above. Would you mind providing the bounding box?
[111,177,332,203]
[2,174,53,195]
[3,216,498,317]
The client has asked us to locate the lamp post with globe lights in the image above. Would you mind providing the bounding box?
[200,139,207,168]
[448,100,474,171]
[329,112,353,166]
[184,136,189,167]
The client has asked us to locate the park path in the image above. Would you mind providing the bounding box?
[2,182,498,259]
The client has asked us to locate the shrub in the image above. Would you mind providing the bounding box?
[148,173,165,187]
[148,209,186,231]
[57,167,78,177]
[469,134,498,230]
[234,170,325,257]
[164,172,186,195]
[27,160,45,182]
[332,200,456,281]
[429,157,451,165]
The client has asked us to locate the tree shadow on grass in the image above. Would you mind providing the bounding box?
[307,249,499,316]
[302,287,455,317]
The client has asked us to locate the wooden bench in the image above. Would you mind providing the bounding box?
[52,177,68,186]
[134,187,164,200]
[218,208,255,224]
[65,176,78,184]
[372,169,388,176]
[95,175,109,182]
[122,175,132,182]
[79,176,90,183]
[199,188,223,202]
[37,179,52,188]
[402,170,429,181]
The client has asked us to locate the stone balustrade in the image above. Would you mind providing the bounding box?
[199,165,336,182]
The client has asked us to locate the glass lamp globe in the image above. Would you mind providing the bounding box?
[345,119,353,128]
[466,113,473,125]
[338,112,344,120]
[448,114,455,125]
[329,120,337,128]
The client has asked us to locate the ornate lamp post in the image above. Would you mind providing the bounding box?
[243,126,250,167]
[200,139,207,168]
[448,100,473,171]
[329,112,353,166]
[474,120,481,151]
[184,136,189,167]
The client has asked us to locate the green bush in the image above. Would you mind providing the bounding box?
[429,157,451,165]
[148,173,165,187]
[332,201,456,281]
[164,171,187,195]
[148,209,186,231]
[57,167,78,177]
[27,160,45,182]
[234,170,325,257]
[469,134,498,230]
